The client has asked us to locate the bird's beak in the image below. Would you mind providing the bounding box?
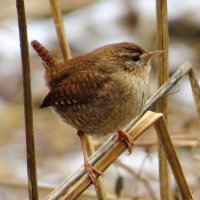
[142,50,166,63]
[148,50,166,58]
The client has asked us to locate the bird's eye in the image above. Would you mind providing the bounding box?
[130,55,140,62]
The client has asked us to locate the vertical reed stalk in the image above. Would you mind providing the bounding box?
[156,0,171,199]
[49,0,71,61]
[154,117,193,200]
[16,0,38,199]
[49,0,107,199]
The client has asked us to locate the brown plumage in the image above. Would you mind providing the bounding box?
[31,40,163,186]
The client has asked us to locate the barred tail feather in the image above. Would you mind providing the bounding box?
[31,40,57,68]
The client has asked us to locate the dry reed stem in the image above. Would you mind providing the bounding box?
[188,69,200,118]
[49,0,107,199]
[49,0,71,60]
[46,62,192,200]
[16,0,38,200]
[154,117,194,200]
[156,0,171,198]
[46,111,163,200]
[156,0,169,117]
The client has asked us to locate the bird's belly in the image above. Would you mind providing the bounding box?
[56,84,147,135]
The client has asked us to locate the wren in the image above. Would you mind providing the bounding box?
[31,40,163,186]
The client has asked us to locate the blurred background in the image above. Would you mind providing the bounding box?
[0,0,200,199]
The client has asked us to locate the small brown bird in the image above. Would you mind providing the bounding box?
[31,40,163,186]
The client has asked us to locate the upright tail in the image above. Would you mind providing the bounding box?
[31,40,66,88]
[31,40,58,68]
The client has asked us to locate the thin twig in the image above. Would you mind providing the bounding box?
[154,117,194,200]
[127,62,192,131]
[46,62,192,200]
[49,0,71,61]
[188,69,200,118]
[115,160,157,200]
[49,0,107,199]
[16,0,38,200]
[156,0,171,199]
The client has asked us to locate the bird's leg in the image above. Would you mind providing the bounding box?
[77,130,102,187]
[117,130,135,154]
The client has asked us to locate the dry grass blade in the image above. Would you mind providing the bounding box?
[154,117,194,200]
[188,69,200,118]
[46,111,163,200]
[16,0,38,199]
[115,160,157,200]
[127,62,192,131]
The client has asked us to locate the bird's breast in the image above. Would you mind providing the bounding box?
[55,75,149,135]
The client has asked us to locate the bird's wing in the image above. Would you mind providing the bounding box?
[40,70,110,108]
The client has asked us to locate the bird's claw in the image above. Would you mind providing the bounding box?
[117,130,135,154]
[85,163,102,187]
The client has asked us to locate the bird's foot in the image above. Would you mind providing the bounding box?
[85,162,102,187]
[117,130,135,154]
